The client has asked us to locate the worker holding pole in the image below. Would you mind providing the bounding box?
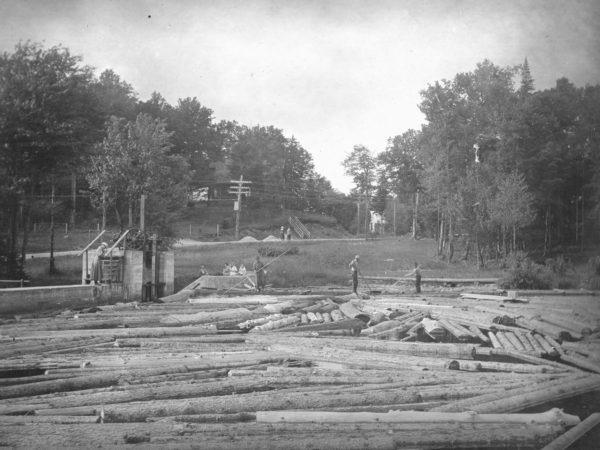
[253,255,266,292]
[349,255,360,294]
[405,262,422,293]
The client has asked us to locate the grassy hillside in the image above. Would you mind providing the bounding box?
[170,203,353,241]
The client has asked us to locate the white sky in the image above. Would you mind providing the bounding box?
[1,0,599,192]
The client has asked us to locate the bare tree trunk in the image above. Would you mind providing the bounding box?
[412,190,419,239]
[447,212,454,263]
[49,182,56,275]
[114,204,123,231]
[101,191,107,230]
[19,184,33,268]
[544,205,550,255]
[70,172,76,229]
[438,213,445,257]
[364,190,369,240]
[128,200,134,228]
[355,201,360,236]
[512,224,517,253]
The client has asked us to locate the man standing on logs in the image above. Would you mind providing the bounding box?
[349,255,360,294]
[253,255,266,292]
[405,262,422,293]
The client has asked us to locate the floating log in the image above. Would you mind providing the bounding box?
[468,374,600,413]
[0,415,100,424]
[361,319,403,336]
[467,325,490,343]
[432,374,588,412]
[448,359,565,374]
[338,302,370,322]
[0,421,569,449]
[422,318,446,340]
[274,318,365,333]
[495,331,519,351]
[3,326,220,340]
[473,347,573,369]
[560,353,600,373]
[256,408,579,426]
[503,332,527,352]
[438,319,472,341]
[368,319,421,340]
[488,332,503,349]
[541,412,600,450]
[238,314,284,329]
[161,308,253,325]
[306,312,321,323]
[249,315,300,332]
[533,333,559,357]
[329,309,344,322]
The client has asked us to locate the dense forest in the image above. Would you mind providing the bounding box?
[1,42,599,277]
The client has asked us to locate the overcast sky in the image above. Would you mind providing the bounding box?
[1,0,599,192]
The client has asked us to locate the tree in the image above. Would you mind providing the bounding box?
[378,129,424,235]
[0,41,100,276]
[519,57,535,98]
[343,145,376,236]
[92,69,138,121]
[489,171,536,253]
[87,113,189,234]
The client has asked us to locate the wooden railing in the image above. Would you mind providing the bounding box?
[288,216,310,239]
[78,230,106,284]
[0,279,30,288]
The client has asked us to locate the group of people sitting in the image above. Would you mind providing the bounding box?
[222,262,247,276]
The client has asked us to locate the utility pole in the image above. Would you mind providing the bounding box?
[229,175,252,239]
[393,196,396,236]
[140,194,146,232]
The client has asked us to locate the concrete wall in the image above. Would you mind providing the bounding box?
[159,251,175,296]
[0,284,122,317]
[122,250,144,301]
[0,249,177,316]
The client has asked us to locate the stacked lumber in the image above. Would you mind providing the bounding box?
[1,289,598,449]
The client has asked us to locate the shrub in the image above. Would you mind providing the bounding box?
[545,255,572,276]
[258,246,299,257]
[499,257,552,289]
[583,256,600,290]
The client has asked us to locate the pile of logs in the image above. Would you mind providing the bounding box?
[0,289,598,449]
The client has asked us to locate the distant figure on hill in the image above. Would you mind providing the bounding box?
[405,262,422,293]
[253,256,266,292]
[286,227,292,241]
[230,262,238,275]
[349,255,360,294]
[238,264,247,276]
[280,225,285,240]
[198,265,208,278]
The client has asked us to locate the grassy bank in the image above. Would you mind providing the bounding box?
[20,237,510,290]
[173,238,505,291]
